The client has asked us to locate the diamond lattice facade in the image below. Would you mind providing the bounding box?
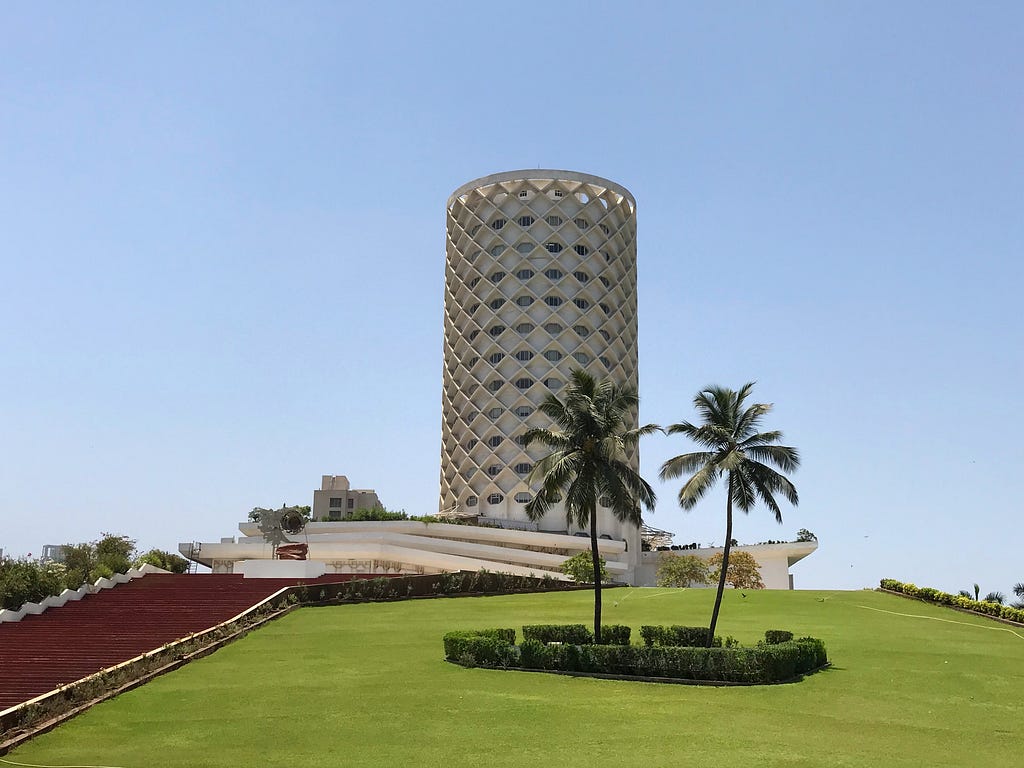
[439,170,640,546]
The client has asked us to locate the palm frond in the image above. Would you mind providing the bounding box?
[659,451,716,481]
[730,466,759,512]
[742,443,800,473]
[522,428,570,451]
[676,464,720,509]
[734,401,771,440]
[664,382,798,519]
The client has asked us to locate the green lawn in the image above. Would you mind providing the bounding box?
[10,588,1023,767]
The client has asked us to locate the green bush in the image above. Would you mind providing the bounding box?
[442,628,516,665]
[880,578,1024,625]
[522,624,593,644]
[560,551,608,583]
[640,625,721,648]
[1,558,67,610]
[451,630,829,684]
[1001,605,1024,623]
[764,629,794,645]
[790,637,829,673]
[518,639,556,669]
[347,507,409,521]
[598,624,632,645]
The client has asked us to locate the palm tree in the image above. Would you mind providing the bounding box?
[958,584,982,601]
[1013,583,1024,610]
[660,383,799,647]
[523,369,658,643]
[959,584,1007,604]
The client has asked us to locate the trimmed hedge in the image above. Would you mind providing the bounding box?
[640,625,721,648]
[599,624,632,645]
[522,624,593,644]
[442,628,517,666]
[764,629,794,645]
[521,624,632,645]
[879,579,1024,624]
[446,627,828,684]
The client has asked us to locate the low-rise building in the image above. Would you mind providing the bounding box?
[311,475,382,521]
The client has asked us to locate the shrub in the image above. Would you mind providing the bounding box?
[1002,605,1024,623]
[880,578,1024,625]
[522,624,593,645]
[0,558,67,610]
[448,630,829,684]
[640,625,721,648]
[656,554,709,587]
[598,624,632,645]
[518,639,556,670]
[707,551,765,589]
[917,587,941,601]
[790,637,829,673]
[560,551,608,583]
[764,629,794,645]
[442,628,516,666]
[347,507,408,521]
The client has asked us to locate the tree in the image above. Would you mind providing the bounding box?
[524,369,658,643]
[958,584,1005,604]
[1013,583,1024,610]
[134,549,189,573]
[561,551,608,583]
[249,505,311,523]
[660,383,799,646]
[94,533,136,575]
[796,528,817,542]
[707,551,765,589]
[0,558,66,610]
[63,533,137,587]
[959,584,982,601]
[656,554,709,588]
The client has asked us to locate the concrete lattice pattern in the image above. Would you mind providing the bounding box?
[439,170,639,534]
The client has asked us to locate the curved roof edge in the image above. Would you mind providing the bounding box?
[448,169,634,209]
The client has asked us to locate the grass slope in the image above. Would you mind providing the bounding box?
[9,589,1022,768]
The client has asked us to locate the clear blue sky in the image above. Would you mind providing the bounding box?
[2,2,1021,594]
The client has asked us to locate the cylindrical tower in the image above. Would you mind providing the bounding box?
[439,170,640,541]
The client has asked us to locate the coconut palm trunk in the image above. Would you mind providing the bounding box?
[707,477,733,646]
[590,505,602,641]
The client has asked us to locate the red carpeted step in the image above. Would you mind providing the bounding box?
[0,573,369,710]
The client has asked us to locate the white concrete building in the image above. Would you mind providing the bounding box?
[439,170,640,550]
[179,518,815,588]
[634,542,819,589]
[180,519,628,581]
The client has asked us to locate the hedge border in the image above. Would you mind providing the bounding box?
[443,626,829,686]
[877,579,1024,628]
